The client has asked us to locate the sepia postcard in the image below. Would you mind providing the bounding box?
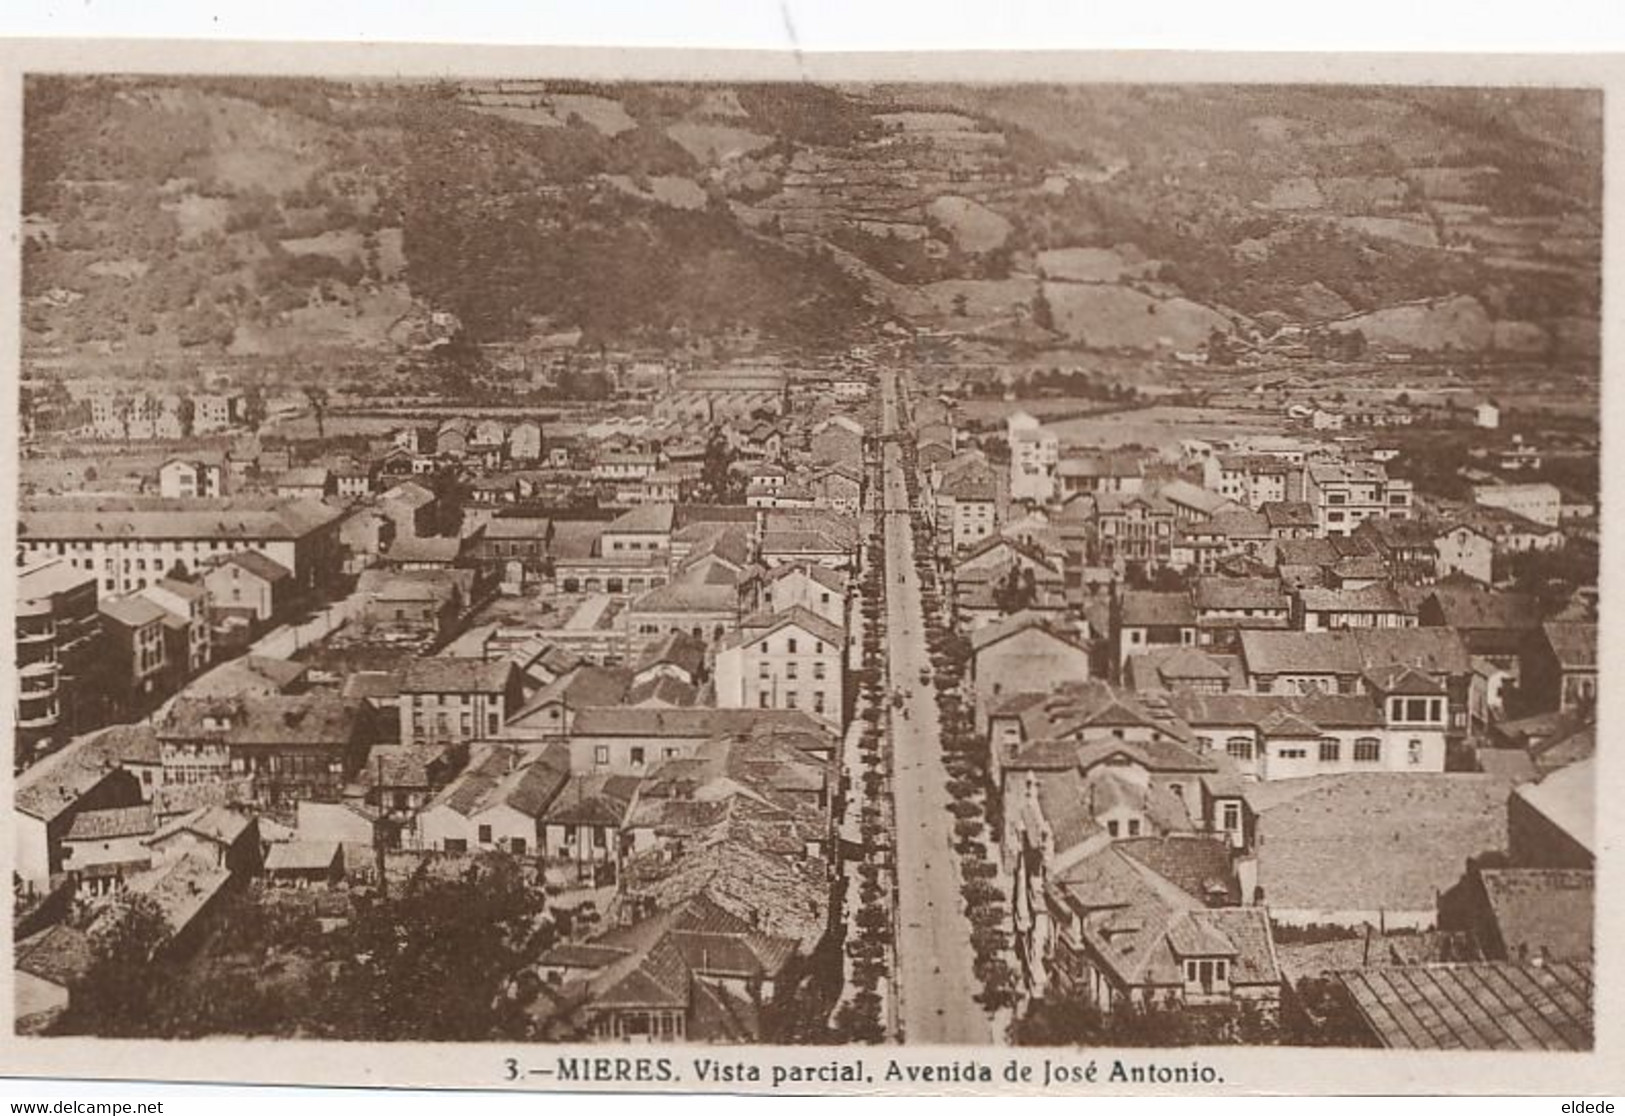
[0,39,1619,1096]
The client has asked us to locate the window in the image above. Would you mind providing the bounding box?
[478,824,493,844]
[759,662,771,679]
[786,662,798,679]
[1106,820,1119,838]
[592,827,606,849]
[787,637,798,654]
[1221,802,1241,832]
[759,691,771,709]
[1408,738,1424,766]
[813,691,825,714]
[785,690,798,709]
[1127,819,1141,837]
[1226,737,1253,761]
[594,745,610,767]
[444,838,467,853]
[814,661,827,680]
[1354,737,1381,763]
[1319,738,1340,763]
[631,746,646,767]
[488,712,500,735]
[1279,747,1307,759]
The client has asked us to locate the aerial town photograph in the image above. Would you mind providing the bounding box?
[11,75,1597,1053]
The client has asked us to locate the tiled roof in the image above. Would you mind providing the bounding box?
[1261,501,1318,528]
[429,744,570,820]
[1479,868,1593,962]
[542,774,640,827]
[726,605,845,650]
[1249,773,1511,912]
[1195,577,1287,612]
[218,549,294,582]
[159,694,363,748]
[265,840,342,873]
[1117,835,1239,905]
[1339,961,1592,1050]
[187,655,308,698]
[1300,584,1406,613]
[628,579,739,614]
[149,805,252,849]
[400,657,514,694]
[15,924,93,988]
[1121,591,1195,628]
[99,595,169,628]
[1425,587,1542,630]
[1152,479,1233,515]
[21,496,342,542]
[386,535,464,564]
[626,674,699,707]
[17,728,145,822]
[969,610,1086,654]
[18,559,98,601]
[484,516,551,540]
[607,503,676,534]
[1240,628,1471,677]
[65,804,156,842]
[571,707,831,742]
[1542,621,1597,670]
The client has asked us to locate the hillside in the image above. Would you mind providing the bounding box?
[21,77,1602,362]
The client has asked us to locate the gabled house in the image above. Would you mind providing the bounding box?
[714,607,846,727]
[969,611,1092,730]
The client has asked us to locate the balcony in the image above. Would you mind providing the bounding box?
[18,659,58,688]
[16,699,59,730]
[17,622,55,645]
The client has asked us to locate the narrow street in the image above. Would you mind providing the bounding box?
[879,368,990,1045]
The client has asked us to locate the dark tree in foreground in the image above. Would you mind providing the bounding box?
[56,893,172,1037]
[321,860,549,1041]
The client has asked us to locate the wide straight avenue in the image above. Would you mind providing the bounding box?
[879,368,990,1045]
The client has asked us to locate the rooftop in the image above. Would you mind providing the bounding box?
[22,495,342,542]
[400,657,515,694]
[1339,961,1592,1050]
[1249,773,1511,912]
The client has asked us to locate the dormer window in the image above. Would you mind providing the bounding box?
[1184,958,1229,995]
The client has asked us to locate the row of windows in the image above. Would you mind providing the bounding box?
[1217,735,1387,763]
[592,744,682,766]
[411,713,501,736]
[757,637,826,655]
[758,661,828,680]
[758,689,828,713]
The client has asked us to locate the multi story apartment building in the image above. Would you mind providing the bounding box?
[18,496,344,597]
[1007,411,1059,503]
[936,466,1001,556]
[16,560,107,759]
[1304,462,1413,538]
[1094,491,1176,568]
[714,607,846,726]
[399,658,522,746]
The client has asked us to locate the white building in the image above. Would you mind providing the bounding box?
[1006,411,1058,504]
[1472,481,1562,529]
[1304,462,1413,538]
[714,607,846,727]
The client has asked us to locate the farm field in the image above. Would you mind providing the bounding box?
[1045,405,1289,452]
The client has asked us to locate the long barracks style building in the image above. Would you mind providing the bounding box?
[18,496,345,597]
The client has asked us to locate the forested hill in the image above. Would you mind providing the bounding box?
[21,77,1601,361]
